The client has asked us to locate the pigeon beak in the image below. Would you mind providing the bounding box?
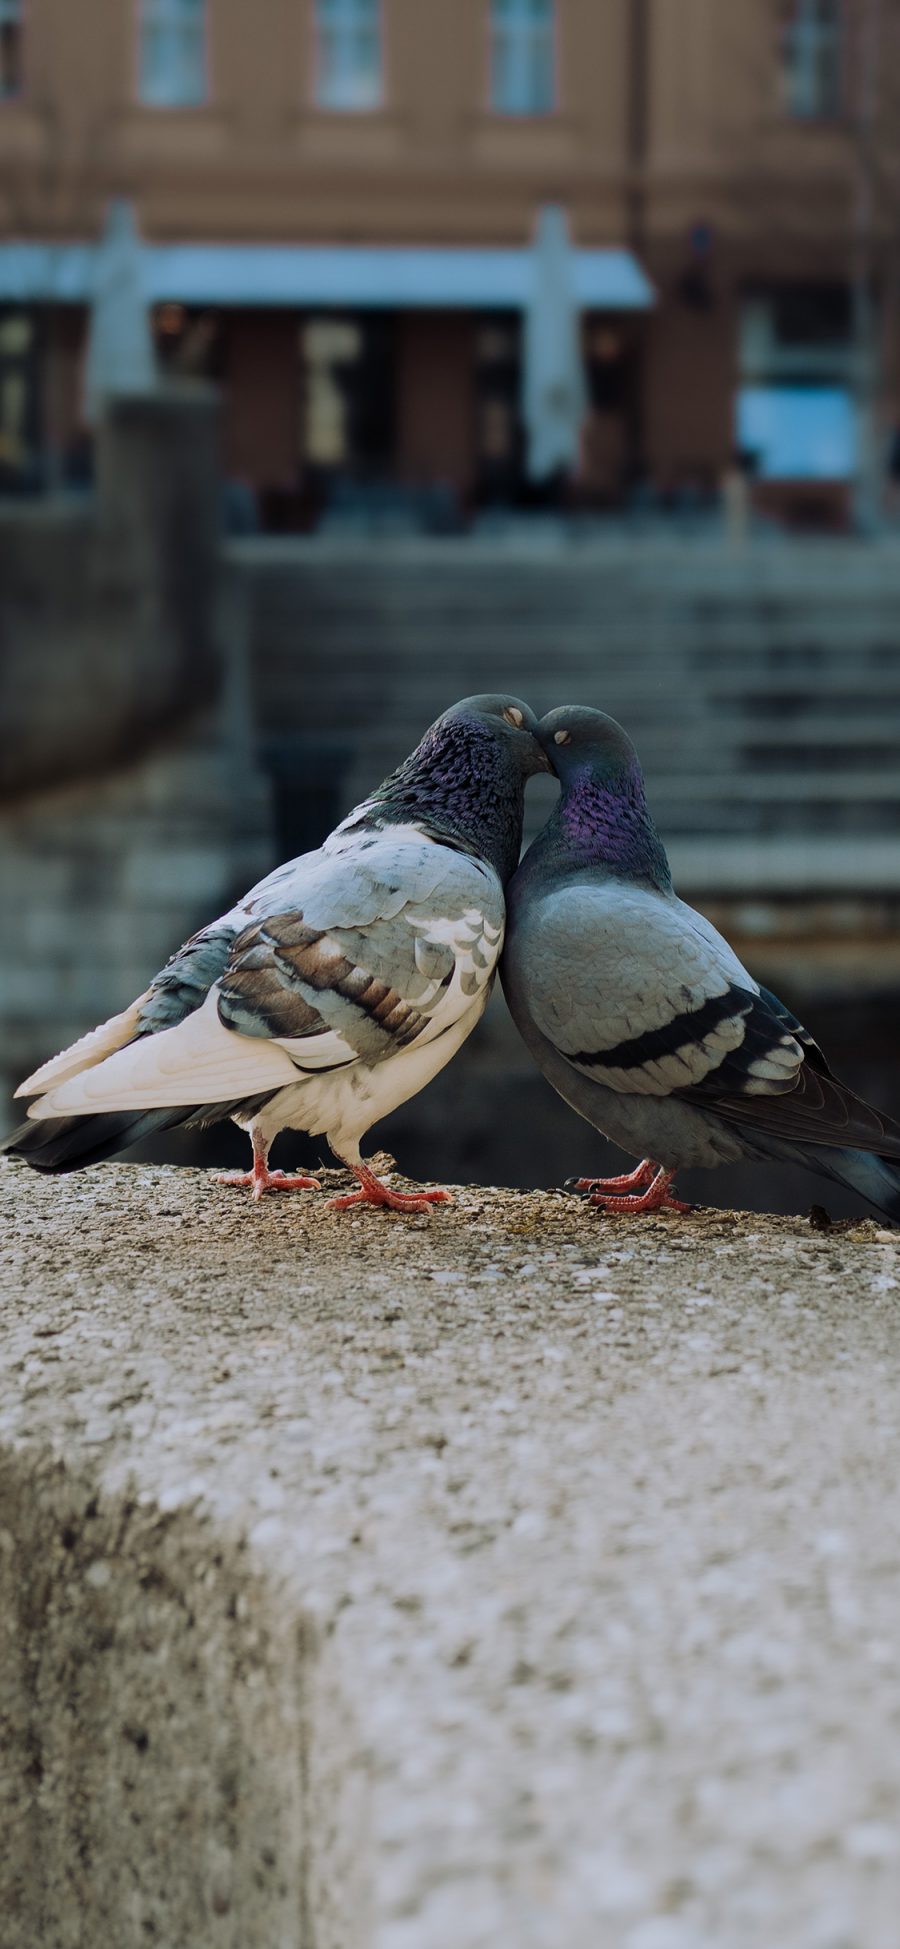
[509,715,552,775]
[534,723,560,772]
[523,719,552,774]
[520,731,552,776]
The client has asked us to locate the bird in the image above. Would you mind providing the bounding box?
[501,705,900,1225]
[6,695,546,1214]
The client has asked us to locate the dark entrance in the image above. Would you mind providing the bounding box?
[0,308,42,494]
[300,311,397,522]
[473,312,524,506]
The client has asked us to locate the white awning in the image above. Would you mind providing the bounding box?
[0,241,654,311]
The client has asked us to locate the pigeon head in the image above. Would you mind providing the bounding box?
[443,695,549,778]
[539,706,638,781]
[535,706,672,890]
[361,695,547,885]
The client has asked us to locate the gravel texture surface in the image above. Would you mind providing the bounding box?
[2,1155,900,1948]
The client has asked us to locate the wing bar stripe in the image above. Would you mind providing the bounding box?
[571,985,753,1073]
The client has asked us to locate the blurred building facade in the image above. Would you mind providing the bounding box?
[1,0,899,526]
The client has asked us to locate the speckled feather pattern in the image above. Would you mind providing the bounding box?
[359,713,529,888]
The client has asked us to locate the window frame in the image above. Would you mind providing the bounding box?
[0,0,24,104]
[136,0,209,111]
[488,0,557,120]
[312,0,385,115]
[778,0,844,123]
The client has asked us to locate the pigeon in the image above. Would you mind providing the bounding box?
[6,695,546,1214]
[501,705,900,1225]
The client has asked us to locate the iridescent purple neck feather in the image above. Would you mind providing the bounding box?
[535,757,672,892]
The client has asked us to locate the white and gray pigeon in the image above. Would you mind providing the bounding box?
[501,705,900,1224]
[7,695,546,1214]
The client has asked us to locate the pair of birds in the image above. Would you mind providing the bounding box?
[7,695,900,1225]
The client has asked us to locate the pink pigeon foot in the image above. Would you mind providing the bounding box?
[215,1139,321,1203]
[325,1159,453,1216]
[586,1164,693,1216]
[567,1158,658,1196]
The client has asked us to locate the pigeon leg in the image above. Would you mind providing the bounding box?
[215,1131,321,1203]
[566,1158,657,1196]
[325,1157,453,1216]
[587,1165,693,1216]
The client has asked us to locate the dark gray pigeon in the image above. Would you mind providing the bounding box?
[7,695,546,1214]
[502,705,900,1224]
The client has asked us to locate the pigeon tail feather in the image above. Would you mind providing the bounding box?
[14,991,153,1098]
[3,1107,192,1174]
[810,1147,900,1227]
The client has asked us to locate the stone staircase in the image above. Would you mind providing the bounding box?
[234,537,900,895]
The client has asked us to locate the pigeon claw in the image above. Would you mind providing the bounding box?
[586,1165,693,1217]
[325,1160,453,1216]
[566,1159,657,1196]
[215,1165,322,1202]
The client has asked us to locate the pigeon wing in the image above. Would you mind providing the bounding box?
[520,881,900,1158]
[218,834,504,1069]
[29,833,504,1117]
[686,982,900,1157]
[521,882,769,1097]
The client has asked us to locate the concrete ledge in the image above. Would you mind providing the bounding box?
[2,1160,900,1947]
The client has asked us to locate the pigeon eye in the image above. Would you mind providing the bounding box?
[503,707,525,728]
[554,729,572,746]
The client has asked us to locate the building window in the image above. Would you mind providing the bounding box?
[138,0,207,107]
[490,0,555,116]
[779,0,843,119]
[737,386,855,480]
[314,0,382,112]
[0,0,23,100]
[737,286,856,481]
